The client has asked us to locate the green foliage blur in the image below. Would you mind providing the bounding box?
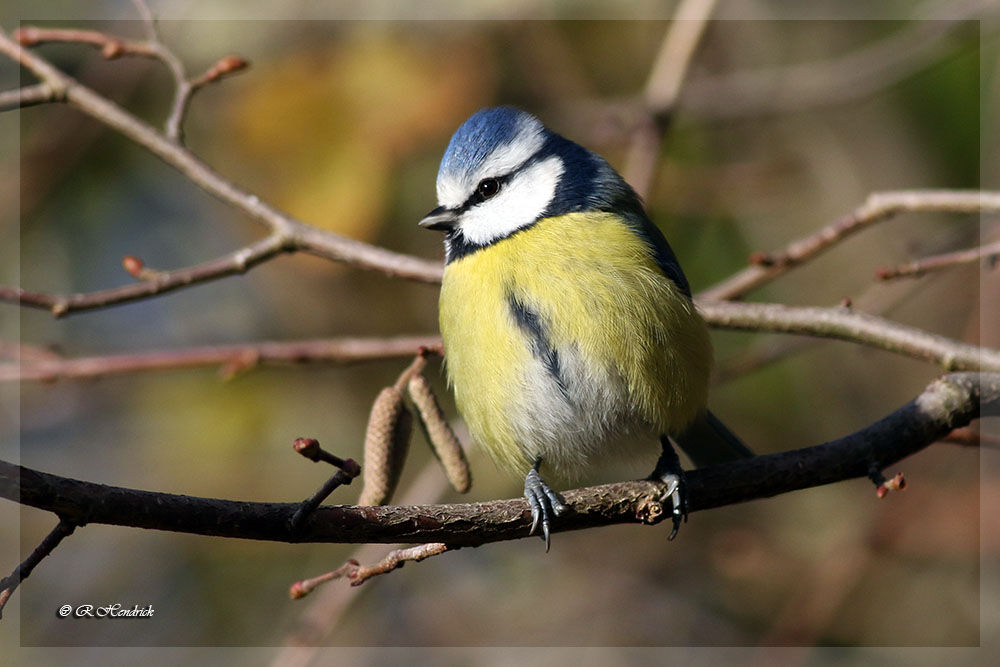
[2,5,995,662]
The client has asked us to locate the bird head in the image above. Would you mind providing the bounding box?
[420,107,640,262]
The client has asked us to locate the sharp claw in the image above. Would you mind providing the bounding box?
[652,441,689,541]
[524,461,567,550]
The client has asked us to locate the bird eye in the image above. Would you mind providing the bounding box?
[476,178,501,200]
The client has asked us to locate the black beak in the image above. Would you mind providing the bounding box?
[418,206,458,231]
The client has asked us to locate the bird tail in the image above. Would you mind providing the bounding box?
[672,410,753,468]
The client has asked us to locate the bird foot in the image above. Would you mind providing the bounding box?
[524,462,568,552]
[656,472,688,540]
[651,441,689,540]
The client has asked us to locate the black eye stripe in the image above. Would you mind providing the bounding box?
[459,173,511,211]
[457,150,552,212]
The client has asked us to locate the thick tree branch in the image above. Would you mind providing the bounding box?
[700,190,1000,301]
[2,373,992,548]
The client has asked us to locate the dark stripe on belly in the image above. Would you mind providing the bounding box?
[507,293,569,398]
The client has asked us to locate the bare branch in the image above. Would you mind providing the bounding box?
[289,466,361,532]
[876,240,1000,280]
[130,0,159,41]
[289,561,358,599]
[14,26,164,60]
[1,233,289,316]
[624,0,716,198]
[2,373,991,548]
[7,295,993,382]
[0,28,444,290]
[12,25,220,143]
[292,543,452,595]
[700,190,1000,301]
[681,2,981,120]
[0,82,55,111]
[697,300,999,373]
[166,54,249,140]
[0,518,76,619]
[280,455,464,652]
[347,543,449,586]
[1,335,443,382]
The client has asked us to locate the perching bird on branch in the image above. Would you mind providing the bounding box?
[420,107,752,549]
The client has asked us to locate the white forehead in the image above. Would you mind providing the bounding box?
[436,115,546,209]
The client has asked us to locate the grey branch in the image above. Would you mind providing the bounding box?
[1,373,992,548]
[1,234,289,317]
[700,190,1000,301]
[0,27,443,289]
[0,82,55,111]
[681,1,982,120]
[697,300,999,373]
[876,240,1000,280]
[623,0,716,198]
[0,335,443,382]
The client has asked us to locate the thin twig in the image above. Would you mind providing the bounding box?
[700,190,1000,301]
[697,300,999,373]
[293,438,362,472]
[0,517,76,619]
[624,0,716,198]
[278,457,460,656]
[876,240,1000,280]
[289,439,363,530]
[0,83,55,111]
[289,561,358,600]
[14,26,163,60]
[2,372,992,547]
[289,468,360,532]
[1,233,289,317]
[130,0,159,41]
[168,55,249,142]
[680,0,981,120]
[13,25,204,143]
[290,543,450,597]
[0,28,444,290]
[1,335,443,382]
[347,543,449,586]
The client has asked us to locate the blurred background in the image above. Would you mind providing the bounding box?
[1,0,996,665]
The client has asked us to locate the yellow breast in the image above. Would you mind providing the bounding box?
[439,212,711,476]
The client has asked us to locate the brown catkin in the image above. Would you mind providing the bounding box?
[407,373,471,493]
[358,387,412,506]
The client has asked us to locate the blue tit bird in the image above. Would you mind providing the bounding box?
[419,107,752,549]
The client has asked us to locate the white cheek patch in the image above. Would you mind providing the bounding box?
[458,155,564,246]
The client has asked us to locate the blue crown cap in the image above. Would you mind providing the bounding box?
[438,107,531,180]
